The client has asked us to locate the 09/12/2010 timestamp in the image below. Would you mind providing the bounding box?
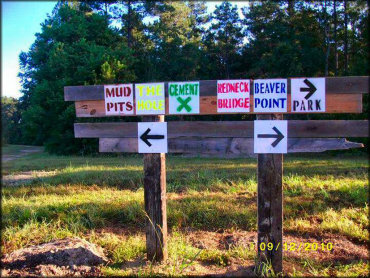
[250,242,334,252]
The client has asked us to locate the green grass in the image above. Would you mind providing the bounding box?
[1,145,369,276]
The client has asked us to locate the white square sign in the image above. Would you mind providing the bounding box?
[217,80,251,113]
[253,79,288,113]
[104,84,134,115]
[291,77,326,112]
[168,81,200,114]
[138,122,168,153]
[254,120,287,154]
[135,83,165,115]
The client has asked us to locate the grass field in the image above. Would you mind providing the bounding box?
[1,145,369,276]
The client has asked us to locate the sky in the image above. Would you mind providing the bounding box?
[1,1,246,99]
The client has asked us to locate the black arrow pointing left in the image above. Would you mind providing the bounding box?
[257,126,285,147]
[300,78,317,100]
[140,128,165,147]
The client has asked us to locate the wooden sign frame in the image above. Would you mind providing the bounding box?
[65,77,368,117]
[64,76,369,273]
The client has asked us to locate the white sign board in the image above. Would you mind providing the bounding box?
[104,84,134,115]
[291,77,326,112]
[254,120,287,154]
[135,83,165,115]
[217,80,251,113]
[168,81,200,114]
[138,122,168,153]
[253,79,288,113]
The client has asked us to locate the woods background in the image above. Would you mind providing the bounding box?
[1,0,368,154]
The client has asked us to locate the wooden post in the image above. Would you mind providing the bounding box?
[143,115,168,262]
[256,114,283,275]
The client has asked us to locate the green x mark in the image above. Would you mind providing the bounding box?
[176,96,192,112]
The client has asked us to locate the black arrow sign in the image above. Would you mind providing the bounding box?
[300,79,317,100]
[257,126,285,147]
[140,128,165,147]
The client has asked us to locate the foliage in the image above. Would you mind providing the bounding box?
[18,3,135,154]
[1,97,22,145]
[11,0,369,154]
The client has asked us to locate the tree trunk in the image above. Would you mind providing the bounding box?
[324,0,330,76]
[288,0,295,17]
[344,0,348,74]
[334,0,338,76]
[127,0,133,48]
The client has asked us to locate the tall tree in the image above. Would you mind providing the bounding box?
[18,2,135,153]
[204,1,243,78]
[243,1,326,77]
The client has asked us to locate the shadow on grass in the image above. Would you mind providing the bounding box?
[284,182,367,219]
[3,193,257,232]
[3,159,367,194]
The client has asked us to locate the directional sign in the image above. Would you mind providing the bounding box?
[254,120,287,153]
[135,83,165,115]
[254,79,288,113]
[104,84,134,115]
[291,78,326,112]
[168,81,200,114]
[138,122,167,153]
[217,80,250,113]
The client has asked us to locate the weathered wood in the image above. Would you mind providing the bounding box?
[325,76,369,94]
[65,85,104,101]
[73,93,362,117]
[64,76,369,101]
[75,120,369,138]
[99,137,363,155]
[143,115,168,262]
[256,114,283,275]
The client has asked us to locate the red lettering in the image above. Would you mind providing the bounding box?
[126,102,133,111]
[244,98,250,108]
[235,82,240,93]
[107,102,113,111]
[118,102,125,111]
[106,88,114,98]
[124,86,131,97]
[116,87,122,97]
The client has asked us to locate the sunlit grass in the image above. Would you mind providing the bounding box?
[1,146,368,276]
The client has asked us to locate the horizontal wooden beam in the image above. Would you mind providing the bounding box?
[74,120,369,138]
[99,137,363,156]
[65,76,369,101]
[74,93,362,117]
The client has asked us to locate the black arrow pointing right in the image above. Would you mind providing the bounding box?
[257,126,285,147]
[300,78,317,100]
[140,128,165,147]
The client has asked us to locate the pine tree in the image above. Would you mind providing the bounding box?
[204,1,243,78]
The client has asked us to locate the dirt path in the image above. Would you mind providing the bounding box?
[2,145,43,162]
[2,145,46,186]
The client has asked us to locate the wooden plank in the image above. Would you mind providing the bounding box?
[64,76,369,101]
[326,76,369,94]
[256,114,283,275]
[142,115,168,262]
[75,120,369,138]
[75,122,137,138]
[65,85,104,101]
[74,93,362,117]
[99,137,363,155]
